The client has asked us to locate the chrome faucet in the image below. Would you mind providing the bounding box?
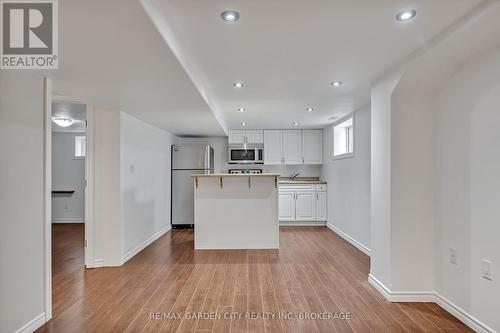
[288,172,300,180]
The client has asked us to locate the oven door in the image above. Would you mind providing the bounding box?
[229,148,257,164]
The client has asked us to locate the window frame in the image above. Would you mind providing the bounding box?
[332,114,355,160]
[74,135,86,159]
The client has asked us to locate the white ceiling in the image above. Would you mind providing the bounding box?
[52,102,86,133]
[141,0,483,130]
[48,0,226,137]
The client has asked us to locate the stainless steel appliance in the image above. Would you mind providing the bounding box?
[171,145,214,227]
[228,144,264,164]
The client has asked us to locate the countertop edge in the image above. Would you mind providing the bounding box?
[191,173,281,177]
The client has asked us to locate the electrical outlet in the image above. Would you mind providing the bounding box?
[129,165,135,173]
[449,248,457,265]
[64,204,68,210]
[482,260,493,281]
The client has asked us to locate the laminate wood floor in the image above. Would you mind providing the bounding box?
[37,224,471,333]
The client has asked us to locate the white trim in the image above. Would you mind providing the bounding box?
[436,293,497,333]
[52,218,84,224]
[43,78,52,322]
[84,105,95,268]
[327,223,371,257]
[14,312,46,333]
[121,226,171,264]
[368,274,435,302]
[89,259,104,268]
[368,274,497,333]
[280,221,326,227]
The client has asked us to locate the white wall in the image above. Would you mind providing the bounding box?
[120,112,177,261]
[0,72,46,333]
[390,71,437,293]
[322,107,371,252]
[93,108,122,266]
[369,69,402,289]
[434,46,500,331]
[52,132,86,223]
[178,136,322,177]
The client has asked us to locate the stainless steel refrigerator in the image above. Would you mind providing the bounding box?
[171,145,214,227]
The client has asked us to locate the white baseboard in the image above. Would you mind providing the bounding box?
[52,217,84,224]
[88,259,104,268]
[368,274,496,333]
[280,221,326,227]
[14,312,46,333]
[368,274,435,302]
[326,223,371,257]
[121,225,171,264]
[435,293,496,333]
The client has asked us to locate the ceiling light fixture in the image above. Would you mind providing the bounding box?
[396,9,416,22]
[221,10,240,22]
[292,122,299,126]
[241,122,247,126]
[237,108,245,112]
[306,107,314,112]
[331,81,343,87]
[52,117,75,127]
[233,82,244,88]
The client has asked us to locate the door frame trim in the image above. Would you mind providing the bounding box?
[44,85,96,322]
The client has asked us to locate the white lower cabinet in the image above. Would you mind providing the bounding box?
[295,192,316,220]
[315,192,327,221]
[278,184,327,225]
[278,192,295,221]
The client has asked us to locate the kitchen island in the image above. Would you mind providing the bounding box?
[191,173,280,249]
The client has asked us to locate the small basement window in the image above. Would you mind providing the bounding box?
[333,115,354,159]
[75,135,86,158]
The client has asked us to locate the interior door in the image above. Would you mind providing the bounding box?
[302,129,323,164]
[295,192,315,220]
[315,192,327,221]
[264,130,283,165]
[279,192,295,221]
[283,130,303,164]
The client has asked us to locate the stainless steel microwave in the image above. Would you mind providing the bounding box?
[228,144,264,164]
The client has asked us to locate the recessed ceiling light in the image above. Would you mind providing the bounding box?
[241,122,247,126]
[233,82,244,88]
[331,81,343,87]
[292,122,299,126]
[221,10,240,22]
[306,107,314,112]
[52,117,75,127]
[396,10,416,22]
[237,108,245,112]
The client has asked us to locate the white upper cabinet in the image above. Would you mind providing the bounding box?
[229,130,264,144]
[264,130,283,165]
[246,130,264,144]
[283,130,303,164]
[302,129,323,164]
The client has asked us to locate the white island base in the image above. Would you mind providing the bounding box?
[192,174,280,249]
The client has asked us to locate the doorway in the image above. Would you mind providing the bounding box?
[44,90,95,321]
